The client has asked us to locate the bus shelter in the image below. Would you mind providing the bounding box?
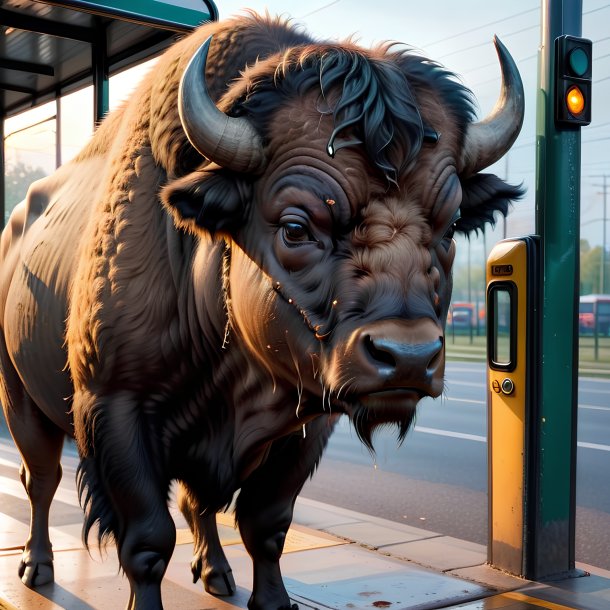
[0,0,219,226]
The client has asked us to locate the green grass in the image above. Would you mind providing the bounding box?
[445,331,610,378]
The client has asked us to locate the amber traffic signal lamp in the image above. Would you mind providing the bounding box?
[555,35,592,127]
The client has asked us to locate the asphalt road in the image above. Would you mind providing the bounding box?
[301,361,610,571]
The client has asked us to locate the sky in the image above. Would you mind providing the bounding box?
[5,0,610,274]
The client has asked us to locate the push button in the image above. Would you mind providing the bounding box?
[501,378,515,395]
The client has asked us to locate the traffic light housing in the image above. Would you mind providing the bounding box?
[555,35,592,127]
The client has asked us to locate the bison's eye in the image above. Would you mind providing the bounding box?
[274,210,326,271]
[282,221,313,245]
[441,209,461,251]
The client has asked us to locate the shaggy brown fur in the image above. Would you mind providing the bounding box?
[0,12,523,610]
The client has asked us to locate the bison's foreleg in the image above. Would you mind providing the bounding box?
[75,392,176,610]
[176,483,236,595]
[235,416,337,610]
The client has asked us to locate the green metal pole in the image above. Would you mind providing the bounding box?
[532,0,582,579]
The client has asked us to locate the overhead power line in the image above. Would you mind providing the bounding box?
[583,136,610,144]
[586,120,610,130]
[432,4,609,62]
[438,24,538,59]
[464,53,536,78]
[299,0,343,19]
[583,3,610,16]
[423,7,538,48]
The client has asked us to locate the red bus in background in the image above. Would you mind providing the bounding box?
[448,302,486,331]
[579,294,610,335]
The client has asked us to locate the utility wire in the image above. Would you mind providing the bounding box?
[299,0,343,19]
[586,120,610,130]
[468,40,610,78]
[583,3,610,16]
[423,7,538,48]
[464,53,536,76]
[436,4,609,61]
[438,24,538,59]
[510,138,536,151]
[583,136,610,144]
[469,49,610,87]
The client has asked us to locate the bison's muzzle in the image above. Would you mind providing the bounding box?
[330,318,445,403]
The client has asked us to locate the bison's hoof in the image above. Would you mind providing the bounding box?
[18,559,54,587]
[203,566,236,596]
[248,596,298,610]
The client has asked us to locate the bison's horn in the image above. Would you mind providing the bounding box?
[459,37,524,176]
[178,36,267,173]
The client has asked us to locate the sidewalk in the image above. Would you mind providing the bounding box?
[2,438,610,609]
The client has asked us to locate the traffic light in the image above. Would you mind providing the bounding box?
[555,35,592,127]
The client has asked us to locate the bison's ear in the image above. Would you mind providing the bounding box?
[161,168,250,235]
[454,173,524,235]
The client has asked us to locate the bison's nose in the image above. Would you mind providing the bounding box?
[348,318,445,397]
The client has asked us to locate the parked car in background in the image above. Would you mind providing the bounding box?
[449,302,475,329]
[579,294,610,335]
[448,302,486,331]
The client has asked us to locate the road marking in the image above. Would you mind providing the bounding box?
[578,441,610,452]
[423,396,485,406]
[444,397,485,405]
[445,368,483,375]
[579,387,610,395]
[432,397,610,411]
[579,403,610,411]
[579,377,610,386]
[414,426,610,452]
[444,380,486,388]
[429,397,610,411]
[414,426,486,443]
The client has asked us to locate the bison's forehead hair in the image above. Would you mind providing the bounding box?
[226,43,428,185]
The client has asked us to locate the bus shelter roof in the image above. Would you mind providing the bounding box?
[0,0,218,120]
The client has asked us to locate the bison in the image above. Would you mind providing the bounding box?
[0,12,524,610]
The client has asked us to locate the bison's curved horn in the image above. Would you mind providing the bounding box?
[178,36,267,173]
[459,37,524,176]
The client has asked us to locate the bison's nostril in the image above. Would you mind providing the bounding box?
[363,334,443,376]
[364,335,397,368]
[427,336,444,372]
[360,332,444,391]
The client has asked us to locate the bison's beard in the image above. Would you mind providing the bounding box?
[339,389,421,452]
